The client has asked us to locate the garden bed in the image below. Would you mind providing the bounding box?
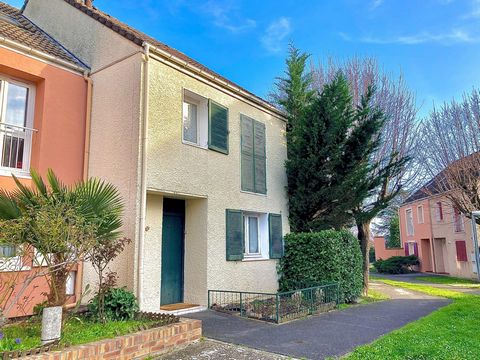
[208,283,339,323]
[0,312,179,358]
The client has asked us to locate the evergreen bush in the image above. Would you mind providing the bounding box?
[278,230,363,303]
[88,288,139,321]
[373,256,419,274]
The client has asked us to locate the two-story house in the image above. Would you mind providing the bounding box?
[0,1,89,317]
[399,173,479,279]
[23,0,289,313]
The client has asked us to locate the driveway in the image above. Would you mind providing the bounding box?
[184,286,449,360]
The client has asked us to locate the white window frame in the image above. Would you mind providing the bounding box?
[417,205,424,224]
[182,89,208,149]
[408,242,416,256]
[243,212,269,260]
[65,271,76,296]
[0,75,36,177]
[453,207,465,233]
[406,208,414,236]
[435,201,444,222]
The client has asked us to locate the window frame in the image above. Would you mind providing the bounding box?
[417,205,424,224]
[244,214,261,257]
[181,89,208,149]
[453,207,465,233]
[435,201,444,222]
[406,208,414,236]
[0,75,36,177]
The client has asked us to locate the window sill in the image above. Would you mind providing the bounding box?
[182,140,208,151]
[242,256,272,262]
[0,168,31,179]
[240,190,268,197]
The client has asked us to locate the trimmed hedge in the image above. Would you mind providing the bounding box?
[278,230,363,303]
[373,255,419,274]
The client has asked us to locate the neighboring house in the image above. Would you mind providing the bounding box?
[24,0,289,312]
[0,2,89,317]
[399,174,479,279]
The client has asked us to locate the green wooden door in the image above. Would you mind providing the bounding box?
[161,199,185,306]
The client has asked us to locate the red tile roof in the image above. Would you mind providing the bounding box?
[0,2,86,69]
[60,0,281,115]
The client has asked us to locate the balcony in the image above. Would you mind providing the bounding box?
[0,122,36,176]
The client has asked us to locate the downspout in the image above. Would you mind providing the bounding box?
[137,42,151,309]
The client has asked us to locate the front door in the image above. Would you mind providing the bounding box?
[161,198,185,306]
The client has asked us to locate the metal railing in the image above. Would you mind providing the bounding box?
[0,123,35,172]
[208,283,339,323]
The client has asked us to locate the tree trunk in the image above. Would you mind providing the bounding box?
[47,269,68,308]
[357,221,371,296]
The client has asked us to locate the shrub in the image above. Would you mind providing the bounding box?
[278,230,363,303]
[88,288,139,321]
[373,255,419,274]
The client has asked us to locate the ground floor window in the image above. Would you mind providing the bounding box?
[0,245,16,257]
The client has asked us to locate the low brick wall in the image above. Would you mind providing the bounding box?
[21,318,201,360]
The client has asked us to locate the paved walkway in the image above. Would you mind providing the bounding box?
[373,272,480,295]
[182,286,449,360]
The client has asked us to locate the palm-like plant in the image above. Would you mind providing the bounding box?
[0,169,124,309]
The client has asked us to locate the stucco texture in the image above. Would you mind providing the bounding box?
[142,58,289,309]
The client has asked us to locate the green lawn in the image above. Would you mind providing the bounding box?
[343,280,480,359]
[0,316,156,352]
[416,275,480,288]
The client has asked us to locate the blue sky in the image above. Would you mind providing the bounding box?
[9,0,480,117]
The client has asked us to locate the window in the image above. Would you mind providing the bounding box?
[0,245,16,257]
[453,207,464,233]
[0,77,35,175]
[244,214,261,257]
[417,205,424,224]
[225,209,283,261]
[65,271,76,296]
[405,242,418,256]
[435,201,444,222]
[455,241,468,262]
[182,90,208,148]
[182,90,229,154]
[406,209,414,236]
[241,115,266,194]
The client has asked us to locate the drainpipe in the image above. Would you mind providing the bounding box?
[136,42,151,309]
[470,211,480,280]
[82,71,93,180]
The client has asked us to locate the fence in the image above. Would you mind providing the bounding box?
[208,283,339,323]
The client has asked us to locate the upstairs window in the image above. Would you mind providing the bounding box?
[417,205,424,224]
[453,207,464,233]
[241,115,266,194]
[0,77,35,175]
[182,89,229,154]
[406,208,414,236]
[435,201,444,222]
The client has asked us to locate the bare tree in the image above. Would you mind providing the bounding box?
[421,89,480,216]
[312,57,420,293]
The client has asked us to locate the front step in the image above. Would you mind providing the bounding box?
[159,304,207,316]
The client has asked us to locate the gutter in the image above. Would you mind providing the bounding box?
[148,46,286,121]
[136,42,151,309]
[0,36,87,74]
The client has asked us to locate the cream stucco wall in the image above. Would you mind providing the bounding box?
[24,0,140,71]
[429,195,478,279]
[143,58,289,307]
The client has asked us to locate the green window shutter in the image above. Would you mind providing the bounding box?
[209,100,229,154]
[241,115,255,192]
[226,209,244,261]
[253,121,267,194]
[269,213,283,259]
[241,115,267,194]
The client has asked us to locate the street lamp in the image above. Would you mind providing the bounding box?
[471,211,480,280]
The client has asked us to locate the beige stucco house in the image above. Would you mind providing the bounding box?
[23,0,289,312]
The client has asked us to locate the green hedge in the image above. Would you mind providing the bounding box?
[373,255,419,274]
[278,230,363,303]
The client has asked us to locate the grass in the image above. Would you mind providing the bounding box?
[338,288,390,309]
[415,275,480,288]
[0,315,156,352]
[343,279,480,359]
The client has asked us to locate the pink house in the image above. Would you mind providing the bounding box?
[398,176,479,279]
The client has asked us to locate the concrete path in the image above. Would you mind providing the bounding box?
[183,287,449,360]
[373,272,480,295]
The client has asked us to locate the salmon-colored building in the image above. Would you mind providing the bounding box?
[0,2,89,318]
[399,176,479,279]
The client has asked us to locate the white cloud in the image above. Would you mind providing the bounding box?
[370,0,384,10]
[341,29,480,45]
[203,0,256,33]
[261,17,291,53]
[466,0,480,18]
